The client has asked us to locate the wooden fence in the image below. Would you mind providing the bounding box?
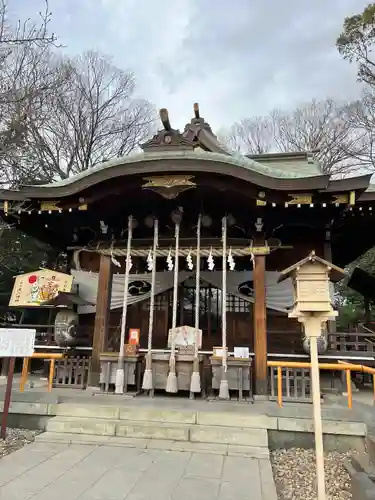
[54,356,91,389]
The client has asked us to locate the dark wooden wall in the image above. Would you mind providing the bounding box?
[79,299,303,354]
[76,243,319,355]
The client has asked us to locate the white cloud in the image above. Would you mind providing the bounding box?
[10,0,370,130]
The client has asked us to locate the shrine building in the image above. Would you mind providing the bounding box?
[1,104,375,399]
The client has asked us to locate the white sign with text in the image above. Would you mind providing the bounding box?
[0,329,36,357]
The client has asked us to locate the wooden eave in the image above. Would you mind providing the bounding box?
[358,189,375,202]
[324,174,373,193]
[0,172,371,204]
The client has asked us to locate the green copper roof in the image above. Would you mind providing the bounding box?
[365,183,375,192]
[33,150,323,189]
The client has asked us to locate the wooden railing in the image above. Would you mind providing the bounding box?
[328,331,375,352]
[268,360,375,409]
[54,356,91,389]
[20,353,91,391]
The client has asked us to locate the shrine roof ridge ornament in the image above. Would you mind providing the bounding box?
[140,108,196,152]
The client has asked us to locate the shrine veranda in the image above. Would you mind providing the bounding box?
[1,104,375,398]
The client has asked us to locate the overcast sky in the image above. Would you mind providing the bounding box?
[11,0,369,132]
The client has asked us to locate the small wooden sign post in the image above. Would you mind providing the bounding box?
[279,252,344,500]
[0,328,36,440]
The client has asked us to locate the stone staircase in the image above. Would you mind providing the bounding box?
[39,403,270,457]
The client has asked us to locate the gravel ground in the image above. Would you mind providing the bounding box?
[271,448,353,500]
[0,428,41,459]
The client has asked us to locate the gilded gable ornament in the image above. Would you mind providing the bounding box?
[142,175,196,200]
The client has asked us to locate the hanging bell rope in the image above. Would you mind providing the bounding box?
[142,218,158,391]
[166,221,180,393]
[115,215,133,394]
[219,215,230,400]
[190,214,202,395]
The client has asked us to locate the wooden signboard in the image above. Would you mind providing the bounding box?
[9,269,73,307]
[168,325,202,348]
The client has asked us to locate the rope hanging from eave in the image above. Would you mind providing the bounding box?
[115,214,133,394]
[166,220,180,393]
[219,215,230,400]
[190,213,202,394]
[141,217,158,391]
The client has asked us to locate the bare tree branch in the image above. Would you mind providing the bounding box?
[220,98,369,176]
[342,90,375,171]
[6,51,156,184]
[219,116,274,154]
[0,0,60,186]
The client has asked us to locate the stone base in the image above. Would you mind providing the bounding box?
[85,385,101,394]
[253,395,269,401]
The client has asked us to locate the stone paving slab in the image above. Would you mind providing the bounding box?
[0,441,277,499]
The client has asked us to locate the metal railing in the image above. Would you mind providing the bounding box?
[20,352,65,393]
[268,360,375,409]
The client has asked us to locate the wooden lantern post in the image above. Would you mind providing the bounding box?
[278,251,344,500]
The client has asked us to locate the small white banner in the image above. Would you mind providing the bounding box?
[0,328,36,357]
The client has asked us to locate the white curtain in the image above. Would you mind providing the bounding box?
[200,271,294,313]
[71,269,295,314]
[71,270,192,314]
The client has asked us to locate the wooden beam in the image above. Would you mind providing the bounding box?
[253,238,268,396]
[88,254,112,387]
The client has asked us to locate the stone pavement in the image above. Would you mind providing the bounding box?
[0,440,277,500]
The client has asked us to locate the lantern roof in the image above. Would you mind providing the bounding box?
[278,251,345,283]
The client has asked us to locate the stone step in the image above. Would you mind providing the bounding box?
[46,417,190,441]
[116,420,190,441]
[190,424,268,447]
[45,416,269,447]
[48,403,276,428]
[46,416,118,437]
[35,432,270,458]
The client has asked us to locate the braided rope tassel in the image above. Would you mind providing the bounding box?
[142,218,158,391]
[115,215,133,394]
[190,214,202,395]
[166,221,179,393]
[219,215,230,400]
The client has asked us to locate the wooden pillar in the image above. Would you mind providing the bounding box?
[324,226,336,336]
[88,254,113,387]
[253,246,268,396]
